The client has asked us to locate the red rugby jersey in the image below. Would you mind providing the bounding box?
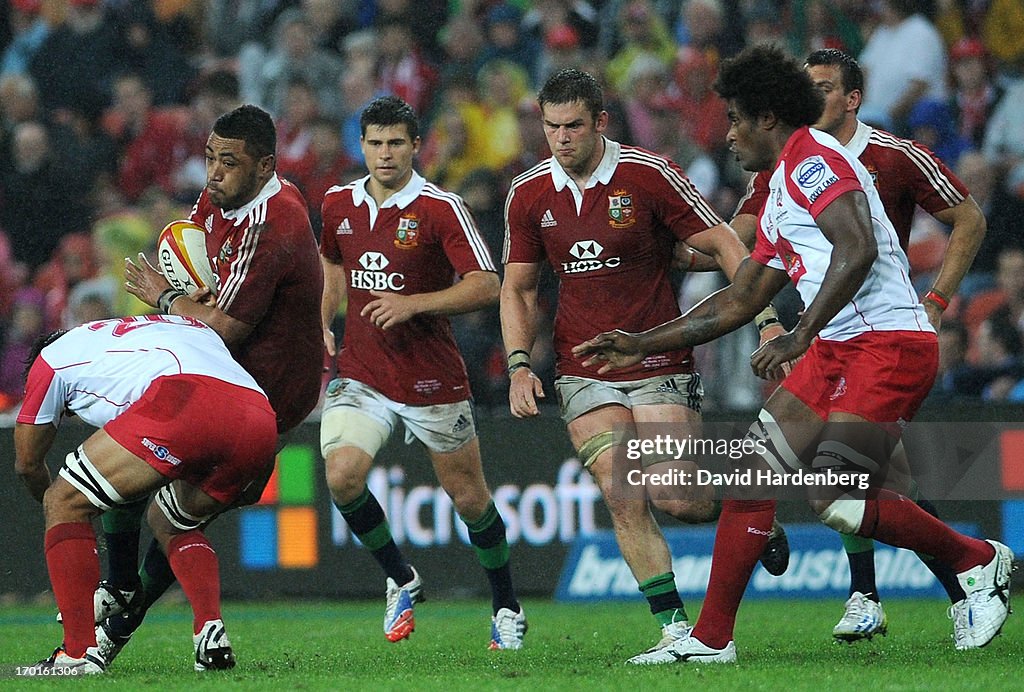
[321,172,496,405]
[503,139,723,380]
[190,174,324,432]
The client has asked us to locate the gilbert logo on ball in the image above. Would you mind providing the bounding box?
[157,220,218,296]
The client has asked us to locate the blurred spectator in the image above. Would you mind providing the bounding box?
[523,0,600,56]
[907,98,972,170]
[0,120,89,272]
[673,45,729,155]
[247,8,345,118]
[436,14,486,93]
[949,37,1004,149]
[621,54,674,150]
[0,228,29,319]
[958,150,1012,274]
[376,17,439,117]
[474,60,528,170]
[302,0,357,55]
[929,318,971,398]
[477,3,538,77]
[1,0,51,78]
[507,98,549,176]
[744,1,786,46]
[102,72,187,203]
[118,3,197,106]
[170,69,242,203]
[338,45,383,161]
[534,22,587,87]
[29,0,124,117]
[962,245,1024,339]
[291,117,358,231]
[674,0,742,67]
[981,0,1024,72]
[972,307,1024,399]
[859,0,948,133]
[606,0,675,93]
[0,287,46,411]
[276,78,321,183]
[32,232,99,331]
[201,0,285,61]
[788,0,865,56]
[422,103,480,190]
[980,76,1024,188]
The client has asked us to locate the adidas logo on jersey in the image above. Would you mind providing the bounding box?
[540,209,557,228]
[337,218,353,235]
[451,414,470,434]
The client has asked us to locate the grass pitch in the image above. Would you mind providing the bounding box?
[2,598,1021,690]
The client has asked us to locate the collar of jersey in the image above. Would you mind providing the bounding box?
[221,174,283,226]
[550,137,620,191]
[352,171,426,210]
[843,120,872,158]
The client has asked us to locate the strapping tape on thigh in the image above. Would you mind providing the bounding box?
[155,484,207,531]
[58,446,125,511]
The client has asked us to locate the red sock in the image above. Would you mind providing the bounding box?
[692,499,775,649]
[167,531,221,633]
[859,489,994,573]
[45,523,100,658]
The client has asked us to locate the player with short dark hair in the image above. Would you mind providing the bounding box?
[15,316,278,673]
[574,44,1012,663]
[732,47,987,644]
[319,95,526,649]
[95,103,324,663]
[501,68,767,664]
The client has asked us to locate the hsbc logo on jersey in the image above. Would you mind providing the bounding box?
[351,251,405,290]
[562,240,622,274]
[793,155,839,204]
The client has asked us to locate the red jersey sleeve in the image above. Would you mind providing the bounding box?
[734,171,771,218]
[434,192,497,276]
[320,187,346,264]
[900,140,969,214]
[502,181,546,264]
[651,157,723,240]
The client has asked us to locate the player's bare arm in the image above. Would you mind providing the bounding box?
[729,212,758,251]
[13,422,57,503]
[362,270,498,331]
[574,257,787,375]
[125,253,254,345]
[922,195,986,329]
[500,261,545,418]
[685,221,750,281]
[321,256,347,356]
[671,243,718,272]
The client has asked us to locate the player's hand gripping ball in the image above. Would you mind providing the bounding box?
[157,220,218,296]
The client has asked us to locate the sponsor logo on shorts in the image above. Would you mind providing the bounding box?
[451,413,470,434]
[829,376,847,401]
[656,377,681,394]
[142,438,183,466]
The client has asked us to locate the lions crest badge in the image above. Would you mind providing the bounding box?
[395,215,419,249]
[608,190,635,228]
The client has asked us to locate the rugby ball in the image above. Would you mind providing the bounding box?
[157,220,218,296]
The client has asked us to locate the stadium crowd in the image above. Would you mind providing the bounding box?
[2,0,1024,413]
